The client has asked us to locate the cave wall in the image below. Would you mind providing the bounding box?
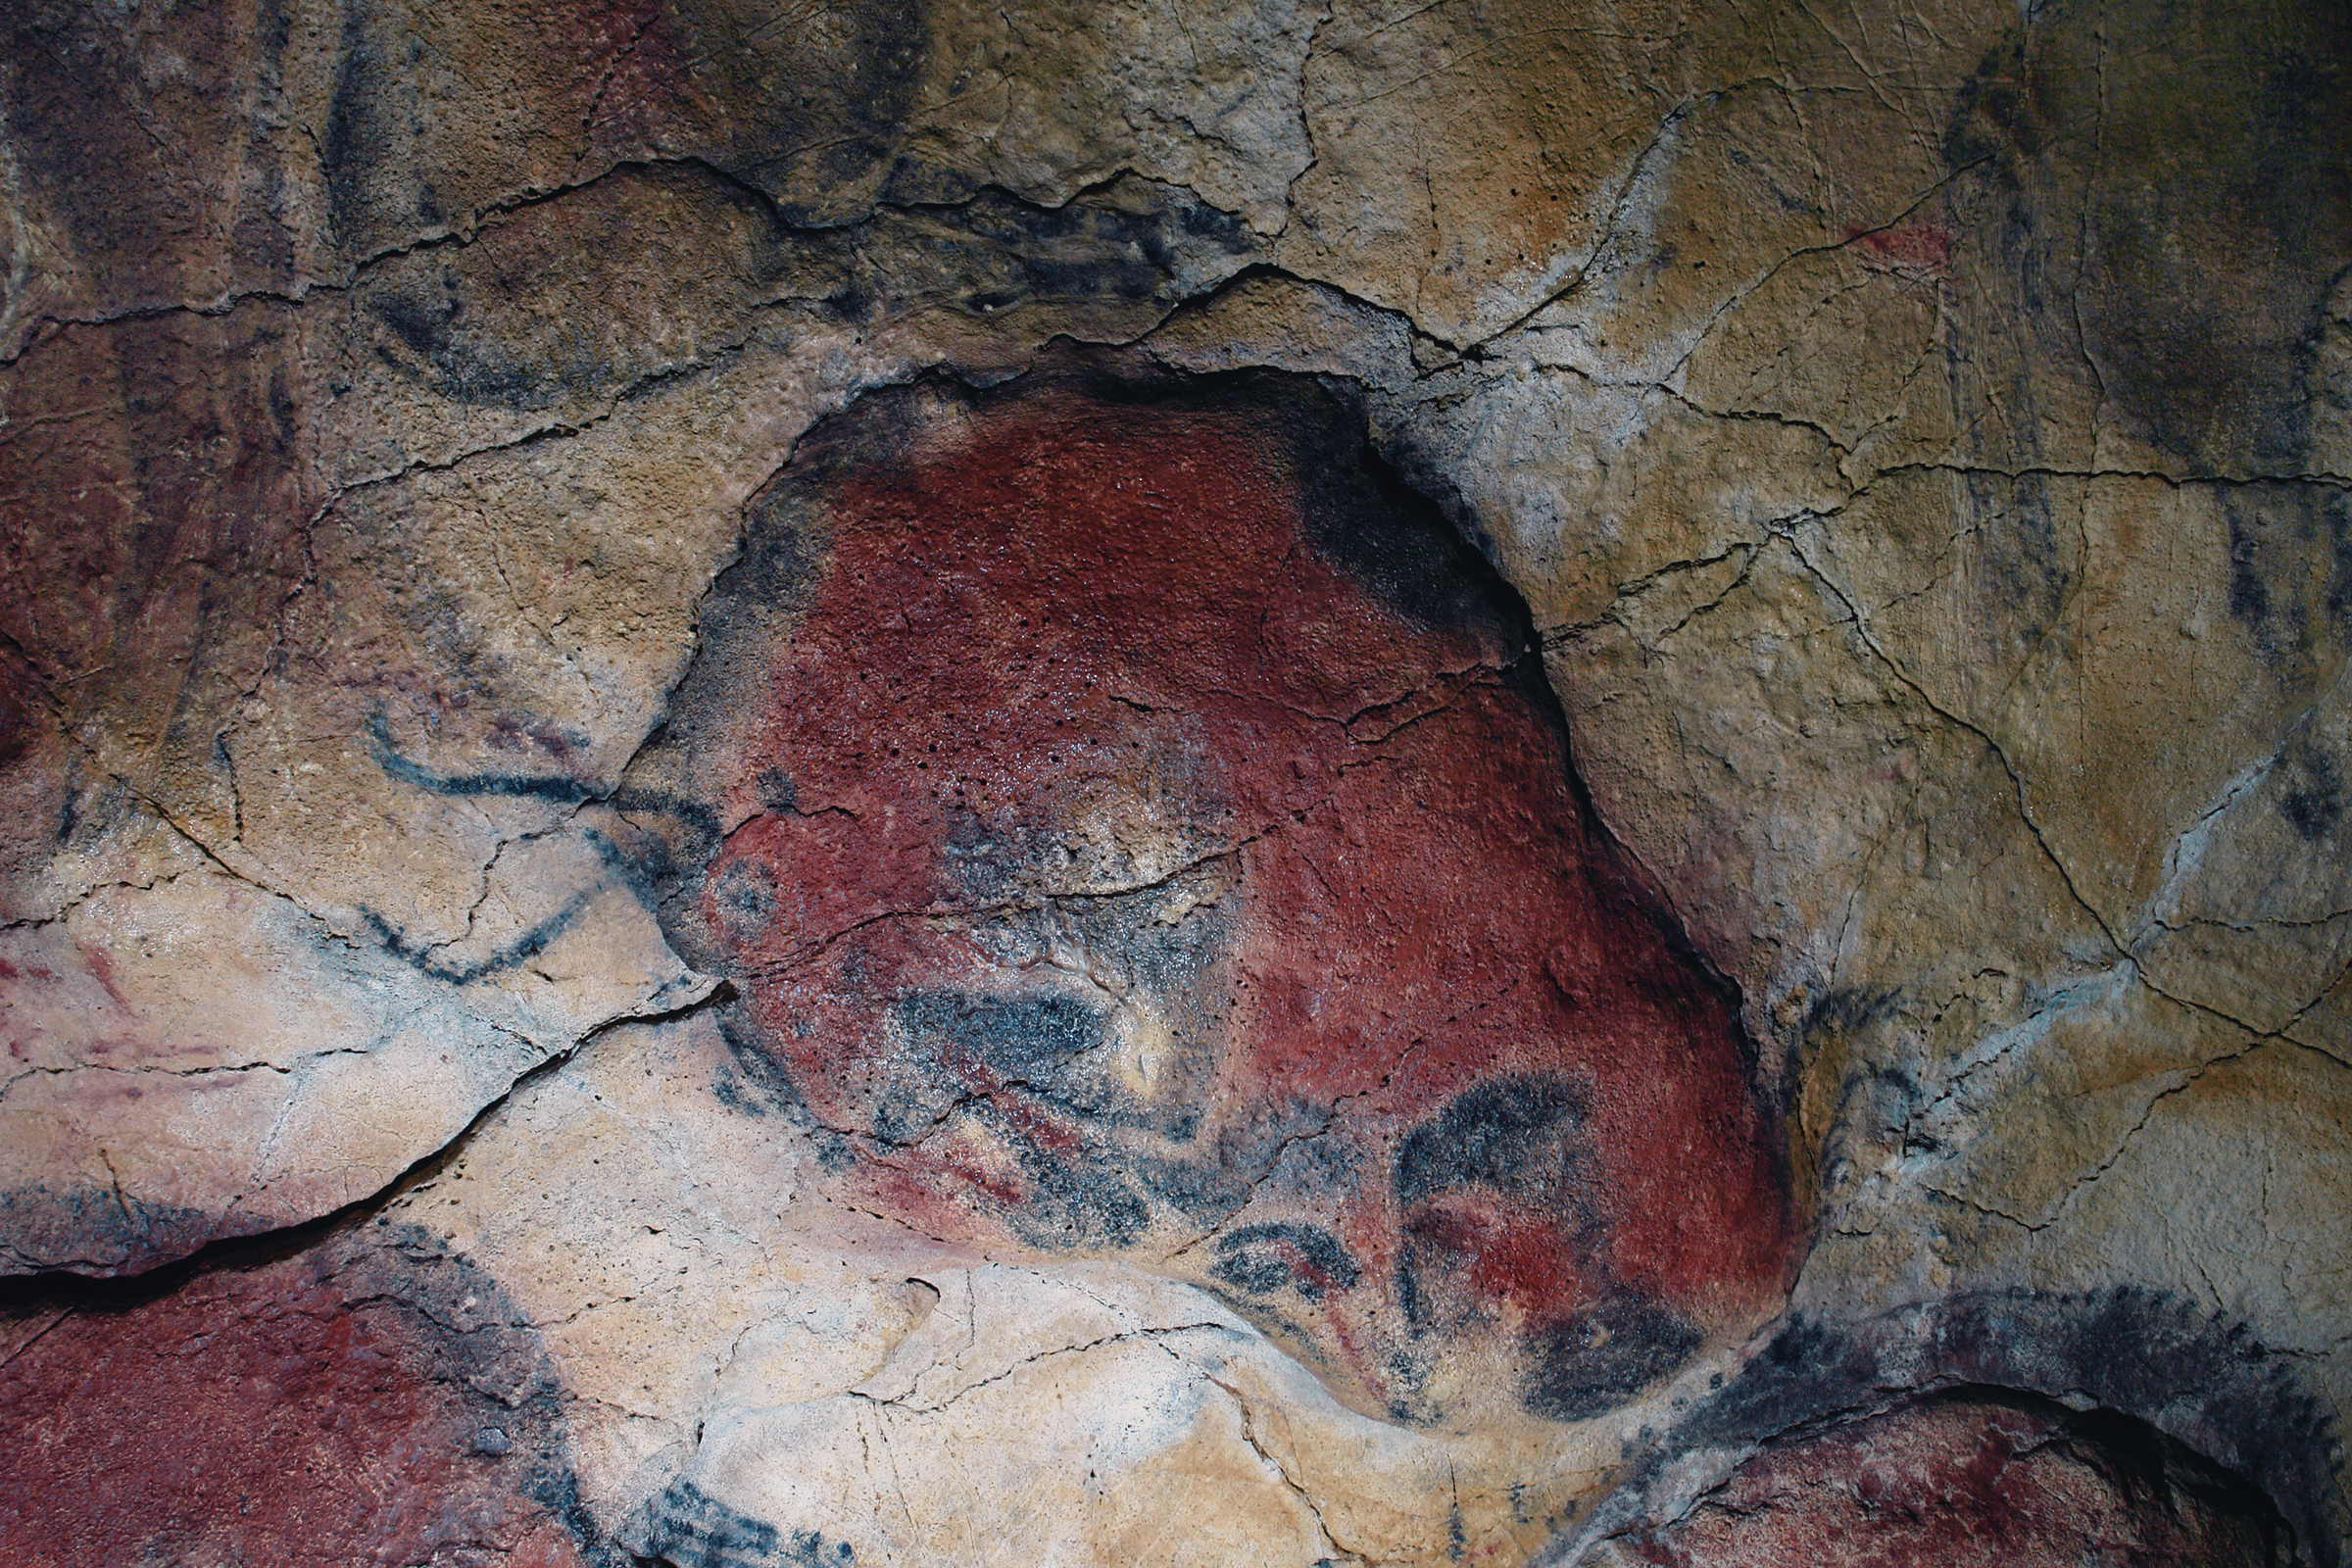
[1,0,2348,1563]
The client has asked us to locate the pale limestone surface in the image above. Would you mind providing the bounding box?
[399,1013,1724,1567]
[2,0,2346,1561]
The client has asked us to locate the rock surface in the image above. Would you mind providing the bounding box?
[1,0,2347,1563]
[1589,1395,2280,1568]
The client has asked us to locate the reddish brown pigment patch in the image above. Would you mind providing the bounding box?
[0,312,314,744]
[1847,219,1955,277]
[1623,1396,2276,1567]
[673,371,1795,1421]
[0,1229,585,1567]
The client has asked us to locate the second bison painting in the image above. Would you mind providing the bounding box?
[624,361,1798,1429]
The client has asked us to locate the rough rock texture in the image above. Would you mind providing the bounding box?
[632,370,1795,1435]
[0,0,2346,1563]
[1592,1395,2280,1568]
[0,1225,591,1566]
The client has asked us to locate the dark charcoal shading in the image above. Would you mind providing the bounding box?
[1940,0,2352,474]
[676,0,929,226]
[367,279,553,411]
[1287,399,1525,654]
[1522,1298,1702,1423]
[320,0,452,254]
[1210,1223,1363,1300]
[0,1184,217,1279]
[710,459,832,626]
[1003,1135,1154,1250]
[1394,1074,1590,1206]
[1934,1287,2340,1553]
[708,1004,858,1169]
[2221,487,2352,678]
[757,769,801,813]
[2,4,298,301]
[712,858,781,939]
[781,359,1519,662]
[1571,1288,2344,1568]
[1802,986,1904,1040]
[635,1479,855,1568]
[1996,1393,2290,1563]
[2279,742,2343,842]
[0,666,37,766]
[897,992,1108,1083]
[868,991,1112,1146]
[940,806,1024,904]
[1121,1148,1251,1225]
[368,711,720,841]
[868,992,1172,1245]
[1606,1386,2291,1568]
[879,184,1256,323]
[0,1219,609,1564]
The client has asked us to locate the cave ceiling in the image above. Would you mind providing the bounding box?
[2,1,2349,1563]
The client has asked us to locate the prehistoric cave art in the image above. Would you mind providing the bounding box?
[0,360,2334,1565]
[4,0,2350,1557]
[626,366,1798,1428]
[1605,1392,2286,1568]
[0,1224,596,1567]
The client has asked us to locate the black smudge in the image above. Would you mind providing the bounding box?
[1393,1074,1589,1207]
[1521,1298,1703,1422]
[1209,1222,1363,1301]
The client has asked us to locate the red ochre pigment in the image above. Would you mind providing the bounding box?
[0,1232,583,1568]
[1622,1396,2275,1567]
[686,374,1797,1422]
